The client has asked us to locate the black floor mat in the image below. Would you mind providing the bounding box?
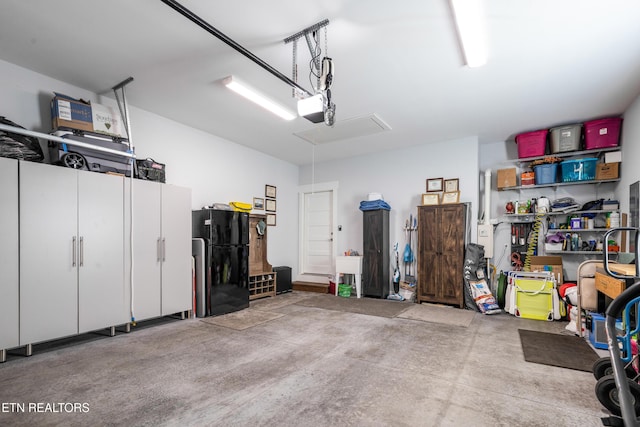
[519,329,599,372]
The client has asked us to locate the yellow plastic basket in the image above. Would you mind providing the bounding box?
[229,201,252,212]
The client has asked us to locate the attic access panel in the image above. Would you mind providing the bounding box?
[294,113,391,145]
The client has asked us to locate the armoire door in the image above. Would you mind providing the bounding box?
[417,206,439,301]
[438,204,465,307]
[20,162,78,344]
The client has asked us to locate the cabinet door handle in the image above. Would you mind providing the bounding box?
[72,236,77,267]
[157,238,161,262]
[79,236,84,267]
[162,238,166,262]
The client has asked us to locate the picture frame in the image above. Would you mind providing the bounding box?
[444,178,459,193]
[422,193,440,206]
[266,213,276,226]
[265,198,277,212]
[253,197,264,210]
[426,178,443,193]
[265,184,277,199]
[441,191,460,204]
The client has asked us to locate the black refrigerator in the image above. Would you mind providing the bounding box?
[192,209,250,316]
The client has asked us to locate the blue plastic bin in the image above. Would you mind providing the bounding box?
[533,163,558,185]
[560,158,597,182]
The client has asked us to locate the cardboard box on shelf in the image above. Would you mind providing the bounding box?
[529,256,563,284]
[91,103,125,138]
[604,151,622,164]
[497,168,517,189]
[51,93,93,133]
[596,162,619,180]
[51,93,125,139]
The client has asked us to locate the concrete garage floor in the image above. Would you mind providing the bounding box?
[0,291,610,426]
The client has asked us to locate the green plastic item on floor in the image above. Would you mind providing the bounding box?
[338,284,351,298]
[497,271,507,308]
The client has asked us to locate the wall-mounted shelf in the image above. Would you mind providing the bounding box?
[548,228,611,233]
[0,123,135,159]
[499,209,619,224]
[506,146,620,166]
[499,178,619,191]
[546,209,618,216]
[546,250,606,255]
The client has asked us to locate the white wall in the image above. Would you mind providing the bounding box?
[299,137,480,260]
[619,94,640,225]
[0,59,300,275]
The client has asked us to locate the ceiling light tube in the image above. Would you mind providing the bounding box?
[223,75,297,120]
[450,0,488,68]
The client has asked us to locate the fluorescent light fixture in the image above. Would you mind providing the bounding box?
[450,0,488,68]
[223,75,296,120]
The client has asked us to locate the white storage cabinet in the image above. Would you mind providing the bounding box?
[127,179,192,321]
[19,162,128,350]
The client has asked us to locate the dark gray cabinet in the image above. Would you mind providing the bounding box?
[363,209,390,298]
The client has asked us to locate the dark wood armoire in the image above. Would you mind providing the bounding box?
[363,209,390,298]
[417,204,466,307]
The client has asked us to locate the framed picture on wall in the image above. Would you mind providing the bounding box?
[253,198,264,210]
[426,178,443,192]
[441,191,460,204]
[265,185,277,199]
[444,178,459,192]
[266,213,276,226]
[422,193,440,206]
[265,198,276,212]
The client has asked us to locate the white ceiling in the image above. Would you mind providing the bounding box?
[1,0,640,166]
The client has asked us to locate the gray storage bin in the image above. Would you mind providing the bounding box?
[550,124,581,153]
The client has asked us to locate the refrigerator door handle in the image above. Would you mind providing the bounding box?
[157,238,161,262]
[162,238,166,262]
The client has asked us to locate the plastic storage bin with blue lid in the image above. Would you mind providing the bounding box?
[533,163,558,185]
[560,158,598,182]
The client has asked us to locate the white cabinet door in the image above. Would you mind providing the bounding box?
[161,184,192,315]
[131,179,162,321]
[78,171,127,333]
[20,162,78,344]
[0,158,19,352]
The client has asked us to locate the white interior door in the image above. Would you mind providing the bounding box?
[298,182,338,282]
